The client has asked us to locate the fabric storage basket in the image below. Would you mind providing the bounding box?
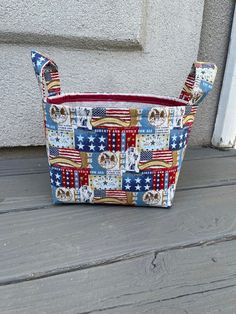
[31,51,217,208]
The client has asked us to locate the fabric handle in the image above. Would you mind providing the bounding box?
[31,50,61,101]
[31,50,217,107]
[179,62,217,106]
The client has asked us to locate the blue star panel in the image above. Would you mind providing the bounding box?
[74,128,108,152]
[122,172,154,192]
[169,127,189,151]
[49,166,62,188]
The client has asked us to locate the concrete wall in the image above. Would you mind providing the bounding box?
[1,0,206,147]
[190,0,235,146]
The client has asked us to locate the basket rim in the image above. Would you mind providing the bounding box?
[46,93,189,107]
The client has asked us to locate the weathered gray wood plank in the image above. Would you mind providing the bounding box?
[0,195,52,213]
[0,173,50,200]
[0,147,236,312]
[0,146,46,160]
[1,239,236,314]
[97,286,236,314]
[0,184,236,283]
[184,146,236,160]
[1,147,235,177]
[0,157,48,176]
[179,154,236,189]
[3,145,236,160]
[1,153,236,212]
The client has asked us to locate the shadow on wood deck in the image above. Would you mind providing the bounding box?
[0,147,236,313]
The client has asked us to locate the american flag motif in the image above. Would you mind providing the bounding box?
[46,70,61,96]
[32,51,217,208]
[91,107,131,127]
[183,105,198,131]
[92,107,106,118]
[180,73,195,101]
[139,150,173,170]
[94,190,127,204]
[190,105,198,114]
[106,109,131,122]
[49,146,82,167]
[179,72,201,103]
[50,72,60,80]
[184,105,198,116]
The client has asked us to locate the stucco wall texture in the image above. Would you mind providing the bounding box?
[0,0,233,147]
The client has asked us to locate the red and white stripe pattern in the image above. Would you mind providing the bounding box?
[191,105,198,114]
[50,72,60,80]
[152,150,173,162]
[47,70,61,96]
[58,148,82,164]
[94,189,127,202]
[49,147,82,167]
[106,190,127,201]
[140,150,173,165]
[186,74,195,88]
[92,108,131,127]
[180,72,202,104]
[180,73,196,101]
[106,109,131,122]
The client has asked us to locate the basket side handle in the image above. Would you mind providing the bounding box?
[179,62,217,105]
[31,50,61,101]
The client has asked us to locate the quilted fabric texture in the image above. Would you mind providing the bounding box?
[31,51,217,208]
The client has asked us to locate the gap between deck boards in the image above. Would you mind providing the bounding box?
[2,239,236,313]
[76,284,236,314]
[1,232,236,287]
[1,147,236,290]
[1,148,236,214]
[1,179,236,215]
[1,147,236,177]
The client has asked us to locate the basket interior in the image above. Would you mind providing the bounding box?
[46,93,188,109]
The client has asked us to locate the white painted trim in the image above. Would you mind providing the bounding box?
[212,4,236,149]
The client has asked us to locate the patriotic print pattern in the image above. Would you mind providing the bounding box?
[31,51,217,208]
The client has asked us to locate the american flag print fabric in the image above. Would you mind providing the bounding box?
[31,50,217,208]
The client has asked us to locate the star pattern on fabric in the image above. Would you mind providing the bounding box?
[169,127,189,150]
[122,174,153,192]
[50,167,62,187]
[75,130,108,152]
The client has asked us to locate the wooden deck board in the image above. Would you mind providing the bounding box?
[1,148,236,213]
[1,184,236,283]
[0,147,236,313]
[1,239,236,313]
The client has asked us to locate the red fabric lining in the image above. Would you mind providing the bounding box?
[47,94,187,107]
